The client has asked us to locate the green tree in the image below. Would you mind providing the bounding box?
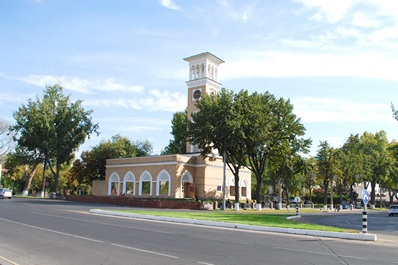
[10,84,99,194]
[386,141,398,203]
[161,111,188,155]
[4,146,41,195]
[339,134,363,202]
[360,131,391,207]
[316,141,339,208]
[302,157,317,202]
[71,134,152,185]
[243,93,310,209]
[188,88,247,208]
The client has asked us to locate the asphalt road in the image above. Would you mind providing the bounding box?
[297,209,398,244]
[1,198,398,265]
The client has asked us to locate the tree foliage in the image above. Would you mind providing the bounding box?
[360,131,391,206]
[188,89,247,204]
[70,134,153,185]
[188,88,310,207]
[9,84,99,193]
[316,141,340,206]
[243,92,310,205]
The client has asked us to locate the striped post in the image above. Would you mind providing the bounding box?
[362,210,367,234]
[296,204,299,216]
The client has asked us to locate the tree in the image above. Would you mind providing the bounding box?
[4,146,41,195]
[71,134,153,185]
[188,89,310,210]
[10,84,99,194]
[360,131,391,207]
[161,111,188,155]
[386,141,398,204]
[339,134,363,203]
[243,93,310,209]
[188,88,247,209]
[316,141,339,209]
[302,157,317,202]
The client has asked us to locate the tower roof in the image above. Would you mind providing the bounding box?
[183,52,225,65]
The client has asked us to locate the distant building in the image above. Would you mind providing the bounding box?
[93,52,251,201]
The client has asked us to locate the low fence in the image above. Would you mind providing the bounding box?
[66,195,203,210]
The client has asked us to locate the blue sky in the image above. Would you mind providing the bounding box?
[1,0,398,156]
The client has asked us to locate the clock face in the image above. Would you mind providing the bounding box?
[193,89,202,100]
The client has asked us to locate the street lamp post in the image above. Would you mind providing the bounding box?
[222,149,226,211]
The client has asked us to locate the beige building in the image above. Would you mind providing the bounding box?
[93,52,251,202]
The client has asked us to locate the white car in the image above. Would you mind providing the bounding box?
[0,188,12,199]
[389,205,398,216]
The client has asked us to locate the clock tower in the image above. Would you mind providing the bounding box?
[183,52,225,153]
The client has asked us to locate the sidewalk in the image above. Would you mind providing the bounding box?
[89,209,377,241]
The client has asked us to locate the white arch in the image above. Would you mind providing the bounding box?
[228,178,235,186]
[139,170,152,196]
[108,172,120,195]
[180,170,193,198]
[123,171,136,195]
[156,169,171,196]
[240,179,247,187]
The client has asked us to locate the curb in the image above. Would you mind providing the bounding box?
[89,209,377,241]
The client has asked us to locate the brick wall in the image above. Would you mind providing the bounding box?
[66,195,203,210]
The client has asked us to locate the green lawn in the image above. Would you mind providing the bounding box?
[107,209,357,233]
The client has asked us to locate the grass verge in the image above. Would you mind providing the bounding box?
[106,209,357,233]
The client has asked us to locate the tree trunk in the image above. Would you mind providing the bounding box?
[349,184,355,202]
[254,175,262,211]
[323,181,329,210]
[370,181,376,208]
[234,171,240,211]
[22,164,39,196]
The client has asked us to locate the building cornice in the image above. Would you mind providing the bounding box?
[186,77,222,89]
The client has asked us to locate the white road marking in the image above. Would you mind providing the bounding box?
[197,262,215,265]
[111,243,179,259]
[0,255,19,265]
[34,211,178,235]
[0,217,104,243]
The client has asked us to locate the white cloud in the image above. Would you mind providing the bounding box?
[292,97,392,123]
[294,0,355,24]
[84,90,186,113]
[159,0,180,10]
[19,75,144,95]
[222,51,398,81]
[216,0,255,23]
[351,11,382,28]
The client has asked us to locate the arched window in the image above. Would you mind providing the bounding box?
[156,170,171,196]
[229,178,236,197]
[139,171,152,196]
[124,171,136,195]
[241,179,247,197]
[108,172,120,195]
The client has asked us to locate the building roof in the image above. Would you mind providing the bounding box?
[183,52,225,65]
